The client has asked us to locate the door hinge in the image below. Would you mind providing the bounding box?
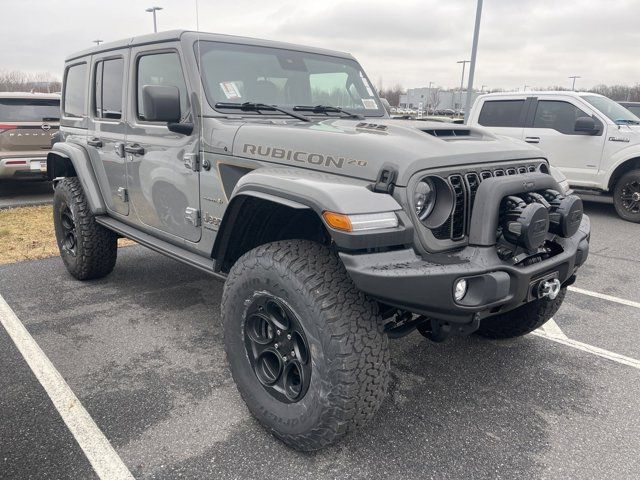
[184,207,201,227]
[183,153,199,172]
[116,187,128,202]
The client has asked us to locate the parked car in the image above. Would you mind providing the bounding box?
[49,30,590,450]
[468,91,640,222]
[619,101,640,118]
[0,92,60,180]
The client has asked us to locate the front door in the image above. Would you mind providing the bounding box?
[87,50,129,215]
[125,46,201,243]
[523,98,605,185]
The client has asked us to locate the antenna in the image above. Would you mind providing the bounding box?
[195,0,204,163]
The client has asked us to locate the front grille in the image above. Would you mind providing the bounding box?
[431,163,542,241]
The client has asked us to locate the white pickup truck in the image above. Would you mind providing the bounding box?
[468,91,640,222]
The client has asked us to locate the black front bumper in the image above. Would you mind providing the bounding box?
[340,172,591,324]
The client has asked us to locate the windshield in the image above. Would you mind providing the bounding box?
[581,95,640,124]
[0,98,60,122]
[196,41,384,117]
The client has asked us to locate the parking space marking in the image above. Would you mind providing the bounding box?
[568,286,640,310]
[538,318,568,340]
[0,294,134,480]
[532,330,640,370]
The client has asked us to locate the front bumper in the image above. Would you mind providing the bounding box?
[341,214,589,323]
[0,155,48,179]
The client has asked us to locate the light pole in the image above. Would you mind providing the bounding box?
[93,39,103,46]
[457,60,470,112]
[569,75,581,91]
[463,0,483,123]
[146,6,163,33]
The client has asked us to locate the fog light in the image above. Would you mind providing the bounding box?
[454,279,468,302]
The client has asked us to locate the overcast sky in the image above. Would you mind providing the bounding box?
[2,0,639,90]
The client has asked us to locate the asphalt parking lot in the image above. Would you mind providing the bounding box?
[1,200,639,480]
[0,180,54,209]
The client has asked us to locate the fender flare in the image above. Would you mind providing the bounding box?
[47,142,107,214]
[603,144,640,190]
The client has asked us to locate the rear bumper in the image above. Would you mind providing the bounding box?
[0,155,48,179]
[341,214,590,324]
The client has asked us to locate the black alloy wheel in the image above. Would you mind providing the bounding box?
[243,294,311,403]
[59,202,77,256]
[614,169,640,223]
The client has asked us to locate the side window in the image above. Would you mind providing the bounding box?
[477,100,524,127]
[63,63,87,118]
[94,58,124,120]
[137,52,188,121]
[533,101,590,135]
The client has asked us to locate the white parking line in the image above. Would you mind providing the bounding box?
[568,286,640,310]
[532,330,640,370]
[538,318,568,340]
[0,294,134,480]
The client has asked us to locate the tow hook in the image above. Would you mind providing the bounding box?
[538,278,561,300]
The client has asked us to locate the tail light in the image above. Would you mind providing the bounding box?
[0,124,17,134]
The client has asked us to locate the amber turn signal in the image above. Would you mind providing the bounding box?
[322,211,352,232]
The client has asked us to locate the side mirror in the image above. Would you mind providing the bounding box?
[574,116,599,134]
[141,85,181,123]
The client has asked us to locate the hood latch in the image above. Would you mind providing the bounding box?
[373,167,398,194]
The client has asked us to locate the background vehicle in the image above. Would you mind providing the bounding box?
[619,101,640,118]
[48,30,590,451]
[0,92,60,180]
[468,91,640,222]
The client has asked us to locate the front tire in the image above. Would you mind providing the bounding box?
[53,177,117,280]
[475,288,566,339]
[222,240,390,451]
[613,169,640,223]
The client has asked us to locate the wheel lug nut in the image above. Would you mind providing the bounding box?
[287,334,292,340]
[274,343,279,349]
[283,356,287,362]
[277,330,281,336]
[291,350,295,357]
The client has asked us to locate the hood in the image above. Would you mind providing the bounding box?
[231,117,543,186]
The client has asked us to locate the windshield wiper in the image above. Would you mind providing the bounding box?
[215,102,310,122]
[615,119,640,125]
[292,105,365,120]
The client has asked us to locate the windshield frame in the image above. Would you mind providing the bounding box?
[581,94,640,124]
[193,40,386,119]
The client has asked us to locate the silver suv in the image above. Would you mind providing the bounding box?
[49,30,591,451]
[0,92,59,179]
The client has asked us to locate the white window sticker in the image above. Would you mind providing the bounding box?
[220,81,241,100]
[359,71,375,97]
[362,98,378,110]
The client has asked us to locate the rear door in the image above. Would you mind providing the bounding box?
[522,96,605,184]
[125,45,201,243]
[87,50,129,215]
[474,97,529,140]
[0,96,60,172]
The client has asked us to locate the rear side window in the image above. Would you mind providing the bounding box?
[533,100,590,135]
[94,58,124,120]
[478,100,524,127]
[136,52,188,121]
[0,98,60,122]
[63,63,87,118]
[626,105,640,118]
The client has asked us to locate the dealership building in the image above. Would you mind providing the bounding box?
[398,87,482,111]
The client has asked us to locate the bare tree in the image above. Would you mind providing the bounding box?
[428,88,441,111]
[0,70,61,93]
[378,83,405,107]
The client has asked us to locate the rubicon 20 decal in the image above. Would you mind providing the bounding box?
[242,143,368,168]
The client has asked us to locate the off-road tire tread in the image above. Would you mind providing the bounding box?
[222,240,390,451]
[54,177,117,280]
[476,288,566,339]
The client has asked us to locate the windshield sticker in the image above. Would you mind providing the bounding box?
[362,98,378,110]
[359,71,375,97]
[220,81,241,99]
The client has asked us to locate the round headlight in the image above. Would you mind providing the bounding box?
[414,178,437,220]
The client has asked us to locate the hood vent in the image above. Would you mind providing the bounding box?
[420,128,473,139]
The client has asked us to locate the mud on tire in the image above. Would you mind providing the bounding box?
[53,177,117,280]
[222,240,390,451]
[475,287,567,339]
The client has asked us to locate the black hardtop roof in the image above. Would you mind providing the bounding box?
[65,30,354,63]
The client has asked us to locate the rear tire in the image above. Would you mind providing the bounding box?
[222,240,390,451]
[475,288,566,339]
[613,169,640,223]
[53,177,117,280]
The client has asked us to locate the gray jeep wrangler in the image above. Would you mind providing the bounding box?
[48,30,591,451]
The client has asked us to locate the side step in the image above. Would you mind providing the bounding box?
[96,216,226,280]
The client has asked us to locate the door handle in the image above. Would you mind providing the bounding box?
[114,142,125,158]
[87,137,102,147]
[525,136,540,144]
[124,143,145,155]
